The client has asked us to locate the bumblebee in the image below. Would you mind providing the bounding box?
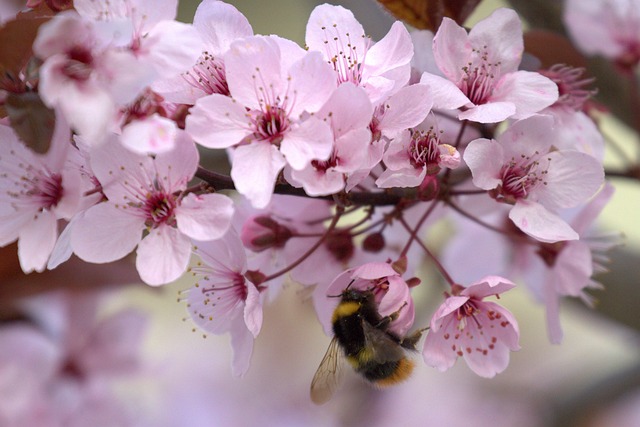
[310,288,424,404]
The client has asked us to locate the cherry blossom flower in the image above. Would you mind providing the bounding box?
[346,83,434,190]
[376,125,460,189]
[0,114,83,273]
[73,0,203,80]
[313,261,416,337]
[0,291,149,427]
[70,133,234,285]
[32,13,136,144]
[564,0,640,69]
[520,183,619,343]
[423,277,520,378]
[186,35,336,208]
[305,4,414,104]
[538,65,604,160]
[463,115,604,243]
[153,0,253,104]
[286,82,373,196]
[186,229,264,377]
[421,8,558,123]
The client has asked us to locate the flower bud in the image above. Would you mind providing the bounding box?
[362,232,385,253]
[241,215,292,252]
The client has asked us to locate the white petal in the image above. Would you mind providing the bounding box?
[136,226,191,285]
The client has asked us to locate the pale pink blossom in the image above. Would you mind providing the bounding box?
[153,0,253,104]
[421,8,558,123]
[564,0,640,68]
[520,183,619,343]
[186,35,336,208]
[313,262,416,337]
[74,0,203,80]
[423,277,520,377]
[305,4,414,104]
[70,133,234,285]
[538,65,605,160]
[0,115,83,273]
[0,291,148,427]
[33,13,133,144]
[463,115,604,242]
[186,229,264,377]
[345,83,434,190]
[286,83,373,196]
[376,126,460,189]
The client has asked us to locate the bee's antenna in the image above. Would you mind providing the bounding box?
[327,279,355,298]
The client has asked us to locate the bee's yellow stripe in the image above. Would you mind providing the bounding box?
[331,301,360,323]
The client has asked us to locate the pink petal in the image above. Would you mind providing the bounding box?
[432,17,472,82]
[422,323,458,371]
[229,313,254,377]
[429,296,469,331]
[419,72,470,110]
[280,117,333,170]
[317,82,372,137]
[378,84,433,137]
[18,211,57,273]
[364,21,413,80]
[490,71,558,119]
[231,142,287,208]
[136,226,191,285]
[458,101,516,123]
[554,242,593,296]
[306,4,366,58]
[120,115,177,155]
[462,276,516,299]
[72,203,144,263]
[176,193,234,240]
[536,150,604,211]
[243,282,263,338]
[509,200,578,243]
[464,138,504,190]
[186,94,253,149]
[193,0,253,52]
[468,8,523,73]
[375,167,424,188]
[226,36,284,110]
[287,51,337,116]
[143,21,204,78]
[153,131,200,190]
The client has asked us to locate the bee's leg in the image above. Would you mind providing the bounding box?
[400,327,429,350]
[374,302,408,329]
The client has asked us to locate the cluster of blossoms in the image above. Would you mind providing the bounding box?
[0,0,618,389]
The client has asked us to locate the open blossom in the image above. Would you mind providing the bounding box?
[521,183,619,343]
[313,261,416,338]
[420,8,558,123]
[564,0,640,68]
[286,82,373,196]
[186,35,336,208]
[70,133,234,285]
[153,0,254,104]
[463,115,604,243]
[305,4,413,104]
[376,125,460,189]
[74,0,203,80]
[0,115,82,273]
[186,229,264,377]
[423,277,520,378]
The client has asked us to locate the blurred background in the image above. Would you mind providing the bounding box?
[2,0,640,426]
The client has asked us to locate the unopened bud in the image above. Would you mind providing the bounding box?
[241,215,292,252]
[362,232,385,253]
[417,174,439,201]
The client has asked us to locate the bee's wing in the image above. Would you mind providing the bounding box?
[310,337,345,405]
[362,321,405,363]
